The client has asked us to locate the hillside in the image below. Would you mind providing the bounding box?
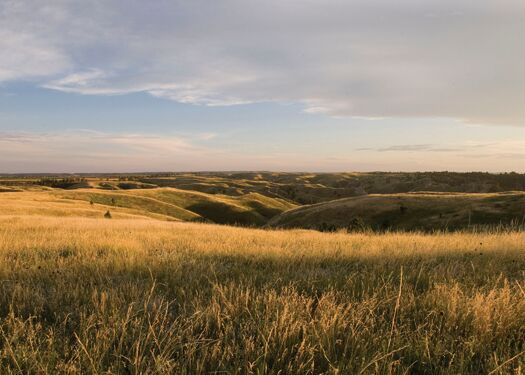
[138,171,525,204]
[0,188,296,226]
[268,192,525,232]
[5,171,525,205]
[4,172,525,231]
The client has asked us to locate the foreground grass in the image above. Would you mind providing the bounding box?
[2,216,525,374]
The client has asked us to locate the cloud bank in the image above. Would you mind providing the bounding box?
[0,130,200,172]
[2,0,525,125]
[2,129,525,173]
[0,130,368,173]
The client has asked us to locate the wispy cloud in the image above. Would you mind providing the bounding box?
[3,131,525,173]
[377,144,434,152]
[358,144,465,152]
[0,29,70,82]
[42,69,113,94]
[0,130,209,172]
[356,141,525,160]
[460,153,525,160]
[1,1,525,125]
[0,130,350,173]
[0,130,200,152]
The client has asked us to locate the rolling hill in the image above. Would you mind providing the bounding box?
[268,192,525,232]
[0,187,296,226]
[6,171,525,205]
[4,172,525,231]
[137,171,525,204]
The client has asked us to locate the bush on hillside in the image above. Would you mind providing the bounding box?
[347,217,368,232]
[38,177,88,189]
[318,222,337,232]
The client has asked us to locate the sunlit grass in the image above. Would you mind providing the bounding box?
[1,214,525,373]
[0,188,296,226]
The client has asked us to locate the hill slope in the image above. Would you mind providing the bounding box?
[0,188,296,226]
[138,172,525,204]
[268,192,525,231]
[5,171,525,205]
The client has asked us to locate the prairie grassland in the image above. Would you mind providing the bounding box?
[0,189,295,226]
[2,215,525,374]
[0,192,175,221]
[268,191,525,232]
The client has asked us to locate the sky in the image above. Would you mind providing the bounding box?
[2,0,525,173]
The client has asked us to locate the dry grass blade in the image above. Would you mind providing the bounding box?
[488,350,525,375]
[0,325,22,373]
[360,345,409,374]
[387,266,403,352]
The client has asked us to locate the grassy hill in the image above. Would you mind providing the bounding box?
[137,171,525,204]
[268,192,525,232]
[6,171,525,205]
[0,187,296,226]
[5,172,525,231]
[0,190,179,221]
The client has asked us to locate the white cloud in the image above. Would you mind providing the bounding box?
[0,130,206,172]
[43,69,109,93]
[2,1,525,125]
[3,130,525,173]
[357,139,525,159]
[0,30,70,82]
[0,129,357,173]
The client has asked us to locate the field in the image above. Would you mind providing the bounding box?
[3,173,525,374]
[4,173,525,231]
[2,216,525,373]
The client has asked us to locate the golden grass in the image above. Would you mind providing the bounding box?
[0,187,296,227]
[0,192,174,221]
[2,213,525,373]
[0,188,297,227]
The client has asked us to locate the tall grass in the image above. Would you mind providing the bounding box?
[2,216,525,373]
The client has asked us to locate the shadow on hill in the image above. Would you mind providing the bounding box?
[269,192,525,233]
[185,202,266,226]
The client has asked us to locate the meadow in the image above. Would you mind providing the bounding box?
[2,175,525,374]
[2,214,525,374]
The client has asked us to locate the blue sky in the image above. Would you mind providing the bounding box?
[1,1,525,173]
